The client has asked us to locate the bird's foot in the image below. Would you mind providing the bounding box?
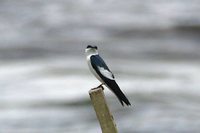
[97,83,104,90]
[91,83,104,90]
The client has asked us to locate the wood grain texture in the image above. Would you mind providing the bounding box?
[89,86,118,133]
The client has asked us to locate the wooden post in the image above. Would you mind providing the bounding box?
[89,86,118,133]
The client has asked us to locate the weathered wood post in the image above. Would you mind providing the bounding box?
[89,86,118,133]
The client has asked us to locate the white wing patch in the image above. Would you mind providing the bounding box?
[98,66,114,80]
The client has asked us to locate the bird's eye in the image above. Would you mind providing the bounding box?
[94,46,98,49]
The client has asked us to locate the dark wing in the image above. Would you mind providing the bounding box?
[90,55,131,106]
[90,55,114,80]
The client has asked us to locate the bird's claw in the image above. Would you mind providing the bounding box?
[97,83,104,90]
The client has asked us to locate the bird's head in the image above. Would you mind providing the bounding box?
[85,45,98,55]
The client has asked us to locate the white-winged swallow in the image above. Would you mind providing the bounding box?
[85,45,131,106]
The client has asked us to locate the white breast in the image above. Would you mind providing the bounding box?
[87,55,104,83]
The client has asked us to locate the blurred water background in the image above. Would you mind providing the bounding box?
[0,0,200,133]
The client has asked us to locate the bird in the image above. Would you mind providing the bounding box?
[85,45,131,106]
